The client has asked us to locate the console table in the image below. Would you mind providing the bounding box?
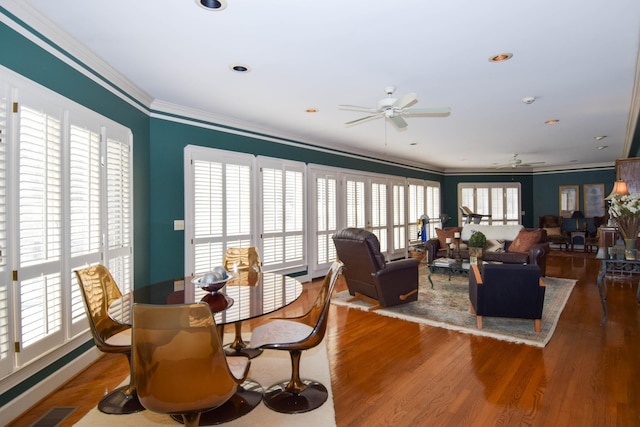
[596,248,640,324]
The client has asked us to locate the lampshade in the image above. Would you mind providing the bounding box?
[604,180,629,200]
[571,211,584,219]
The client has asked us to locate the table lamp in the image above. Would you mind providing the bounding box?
[571,211,584,230]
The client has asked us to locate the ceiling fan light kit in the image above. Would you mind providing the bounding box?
[339,86,450,129]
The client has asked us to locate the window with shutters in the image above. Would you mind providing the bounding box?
[0,70,133,377]
[370,180,388,253]
[458,183,521,225]
[312,169,337,275]
[408,180,441,242]
[259,157,305,271]
[185,147,253,277]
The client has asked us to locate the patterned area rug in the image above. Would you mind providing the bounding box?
[331,268,576,347]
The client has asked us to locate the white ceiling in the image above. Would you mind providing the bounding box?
[13,0,640,172]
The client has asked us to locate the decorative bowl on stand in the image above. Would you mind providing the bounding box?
[192,272,234,294]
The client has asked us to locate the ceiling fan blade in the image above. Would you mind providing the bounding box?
[403,107,451,117]
[389,114,408,129]
[521,162,546,167]
[338,104,378,113]
[345,114,381,126]
[394,92,418,109]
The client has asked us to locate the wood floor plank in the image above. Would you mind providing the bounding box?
[7,252,640,426]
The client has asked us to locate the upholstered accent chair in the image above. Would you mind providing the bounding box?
[332,228,420,310]
[75,265,145,415]
[468,264,545,333]
[538,215,569,250]
[248,261,343,413]
[132,303,252,427]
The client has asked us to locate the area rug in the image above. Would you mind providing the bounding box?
[75,337,335,426]
[331,269,576,347]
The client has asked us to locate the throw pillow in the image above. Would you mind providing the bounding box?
[485,239,505,252]
[544,226,561,236]
[435,227,460,248]
[508,229,543,253]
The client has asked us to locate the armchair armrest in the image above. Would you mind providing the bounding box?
[375,258,420,277]
[424,238,441,264]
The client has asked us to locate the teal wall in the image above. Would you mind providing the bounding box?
[533,168,616,231]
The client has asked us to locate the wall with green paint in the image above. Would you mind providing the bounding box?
[533,168,616,230]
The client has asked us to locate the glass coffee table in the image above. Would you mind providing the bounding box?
[428,258,471,289]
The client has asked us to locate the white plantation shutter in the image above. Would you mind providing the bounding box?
[425,183,440,239]
[408,182,425,242]
[16,103,64,363]
[0,84,10,377]
[69,126,101,258]
[315,173,337,268]
[392,182,406,252]
[187,148,253,276]
[370,181,387,253]
[260,158,305,271]
[105,136,133,294]
[345,177,365,228]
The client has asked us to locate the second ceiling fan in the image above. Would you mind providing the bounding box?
[339,86,451,129]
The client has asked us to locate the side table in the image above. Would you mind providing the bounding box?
[570,231,586,252]
[596,249,640,324]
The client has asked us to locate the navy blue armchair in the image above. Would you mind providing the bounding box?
[468,263,545,332]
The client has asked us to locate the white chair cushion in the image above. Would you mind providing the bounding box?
[249,319,314,349]
[105,328,131,347]
[226,355,250,380]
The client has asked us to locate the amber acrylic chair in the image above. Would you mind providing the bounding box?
[132,303,252,427]
[223,246,263,358]
[75,264,145,414]
[248,261,343,413]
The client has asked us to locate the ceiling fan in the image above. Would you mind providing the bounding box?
[494,154,545,169]
[339,86,451,129]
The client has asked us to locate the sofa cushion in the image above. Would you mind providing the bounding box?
[435,227,461,248]
[485,239,505,252]
[544,226,562,236]
[508,229,543,253]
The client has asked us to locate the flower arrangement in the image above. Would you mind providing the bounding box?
[608,193,640,239]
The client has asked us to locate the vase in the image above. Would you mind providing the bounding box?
[624,238,637,260]
[469,247,483,265]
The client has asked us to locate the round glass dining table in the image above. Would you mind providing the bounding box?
[108,270,303,425]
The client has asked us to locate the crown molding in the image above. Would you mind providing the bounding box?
[1,1,153,110]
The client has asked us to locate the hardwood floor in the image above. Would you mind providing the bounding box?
[8,252,640,426]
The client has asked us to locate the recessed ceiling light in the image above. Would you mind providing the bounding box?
[522,97,536,104]
[489,53,513,62]
[597,145,608,150]
[545,119,559,125]
[305,108,318,113]
[594,135,607,141]
[230,64,250,73]
[196,0,227,10]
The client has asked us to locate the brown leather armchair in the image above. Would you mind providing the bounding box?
[332,228,419,310]
[538,215,569,250]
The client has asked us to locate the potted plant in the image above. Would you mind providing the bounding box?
[468,231,487,265]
